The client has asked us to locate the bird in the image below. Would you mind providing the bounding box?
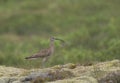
[25,36,65,62]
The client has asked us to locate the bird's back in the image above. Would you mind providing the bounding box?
[25,48,51,60]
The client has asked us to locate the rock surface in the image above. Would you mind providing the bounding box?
[0,60,119,83]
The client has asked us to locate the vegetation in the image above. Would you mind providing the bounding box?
[0,0,120,68]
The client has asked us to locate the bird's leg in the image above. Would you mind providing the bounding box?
[41,57,49,68]
[42,57,47,63]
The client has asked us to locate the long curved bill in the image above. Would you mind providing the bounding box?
[54,38,65,47]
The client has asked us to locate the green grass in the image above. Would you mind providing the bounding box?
[0,0,120,68]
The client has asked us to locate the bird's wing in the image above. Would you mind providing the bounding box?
[37,48,50,57]
[25,48,50,59]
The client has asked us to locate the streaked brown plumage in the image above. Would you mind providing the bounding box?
[25,37,64,61]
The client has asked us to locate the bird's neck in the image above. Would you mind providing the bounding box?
[49,41,54,54]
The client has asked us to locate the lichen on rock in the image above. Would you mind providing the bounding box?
[0,59,119,83]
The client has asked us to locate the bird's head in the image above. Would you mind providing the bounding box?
[50,36,65,47]
[50,36,55,41]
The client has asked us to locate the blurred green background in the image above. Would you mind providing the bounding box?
[0,0,120,68]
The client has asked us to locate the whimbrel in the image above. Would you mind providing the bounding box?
[25,37,65,62]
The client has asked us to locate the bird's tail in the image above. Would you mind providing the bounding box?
[25,53,41,60]
[25,57,31,59]
[25,56,37,60]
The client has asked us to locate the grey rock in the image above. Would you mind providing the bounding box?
[98,70,120,83]
[0,78,6,83]
[0,77,9,83]
[13,81,30,83]
[48,76,98,83]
